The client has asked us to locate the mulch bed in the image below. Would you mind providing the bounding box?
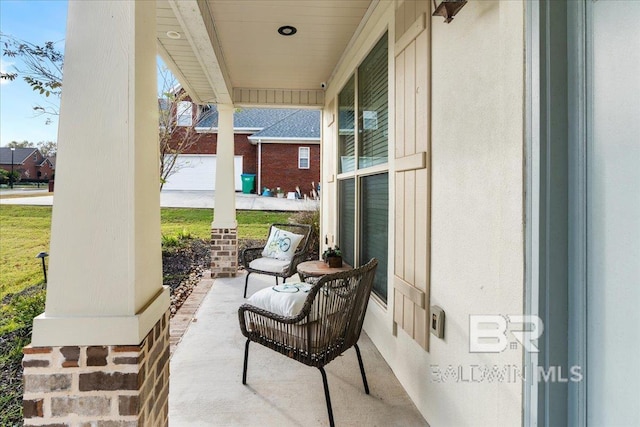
[163,238,211,317]
[163,238,271,316]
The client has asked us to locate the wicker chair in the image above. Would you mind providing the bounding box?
[240,223,312,298]
[238,258,378,427]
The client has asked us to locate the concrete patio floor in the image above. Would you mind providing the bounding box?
[169,272,428,427]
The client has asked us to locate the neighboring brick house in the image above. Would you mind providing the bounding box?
[248,109,321,196]
[0,147,54,181]
[162,102,320,194]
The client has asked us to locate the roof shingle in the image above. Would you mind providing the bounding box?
[0,147,38,164]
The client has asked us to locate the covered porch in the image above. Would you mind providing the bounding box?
[23,0,528,426]
[169,271,426,426]
[20,0,640,425]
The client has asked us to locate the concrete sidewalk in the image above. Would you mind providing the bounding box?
[0,189,319,211]
[169,271,428,427]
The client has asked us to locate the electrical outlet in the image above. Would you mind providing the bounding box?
[430,306,445,339]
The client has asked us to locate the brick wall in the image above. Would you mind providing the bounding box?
[38,161,54,180]
[22,311,170,426]
[211,228,237,278]
[260,143,320,195]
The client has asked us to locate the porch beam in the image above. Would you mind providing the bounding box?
[168,0,233,104]
[233,88,325,107]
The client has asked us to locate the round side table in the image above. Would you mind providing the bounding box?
[297,260,352,282]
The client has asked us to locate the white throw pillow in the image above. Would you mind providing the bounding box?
[247,282,313,317]
[261,226,304,261]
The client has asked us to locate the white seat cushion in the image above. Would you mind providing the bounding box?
[247,282,313,317]
[249,257,291,274]
[261,226,305,261]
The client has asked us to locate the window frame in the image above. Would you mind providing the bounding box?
[336,31,390,304]
[176,101,193,127]
[298,147,310,169]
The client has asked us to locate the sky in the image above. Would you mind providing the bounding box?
[0,0,68,146]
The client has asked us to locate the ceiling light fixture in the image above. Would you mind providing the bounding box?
[166,30,181,39]
[277,25,297,36]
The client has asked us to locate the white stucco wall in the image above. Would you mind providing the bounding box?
[322,1,525,425]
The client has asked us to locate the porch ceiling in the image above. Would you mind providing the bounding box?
[157,0,374,106]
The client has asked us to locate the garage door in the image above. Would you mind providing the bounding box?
[162,155,243,191]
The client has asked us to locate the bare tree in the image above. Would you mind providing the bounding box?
[37,141,57,157]
[4,140,56,158]
[2,34,205,190]
[1,34,63,122]
[6,140,34,148]
[158,66,212,190]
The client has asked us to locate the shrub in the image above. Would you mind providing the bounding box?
[0,284,46,426]
[161,228,193,249]
[0,170,20,185]
[289,208,320,260]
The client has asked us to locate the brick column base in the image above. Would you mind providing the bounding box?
[22,311,170,426]
[211,227,238,278]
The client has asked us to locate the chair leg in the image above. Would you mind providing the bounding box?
[275,276,279,286]
[242,339,250,385]
[318,367,335,427]
[244,272,251,298]
[354,344,369,394]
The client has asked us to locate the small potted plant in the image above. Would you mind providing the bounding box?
[322,246,342,268]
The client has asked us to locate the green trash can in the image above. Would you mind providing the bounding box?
[241,173,256,194]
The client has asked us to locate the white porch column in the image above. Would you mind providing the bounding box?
[24,2,169,425]
[211,104,238,277]
[213,104,237,228]
[32,0,168,347]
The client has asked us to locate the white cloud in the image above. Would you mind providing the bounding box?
[0,60,14,85]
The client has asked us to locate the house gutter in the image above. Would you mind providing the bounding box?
[247,137,320,144]
[257,139,262,192]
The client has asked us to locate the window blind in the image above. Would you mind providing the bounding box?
[338,76,356,173]
[339,179,355,266]
[360,173,389,301]
[358,33,388,169]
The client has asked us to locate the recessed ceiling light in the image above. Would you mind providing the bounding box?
[277,25,297,36]
[166,31,181,39]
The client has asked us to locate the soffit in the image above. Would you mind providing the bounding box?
[157,0,220,104]
[157,0,373,105]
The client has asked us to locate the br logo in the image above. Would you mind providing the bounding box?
[469,315,543,353]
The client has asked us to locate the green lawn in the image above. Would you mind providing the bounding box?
[0,206,52,298]
[160,208,290,240]
[0,205,290,299]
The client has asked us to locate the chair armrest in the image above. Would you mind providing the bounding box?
[283,250,309,276]
[238,303,306,338]
[240,247,264,267]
